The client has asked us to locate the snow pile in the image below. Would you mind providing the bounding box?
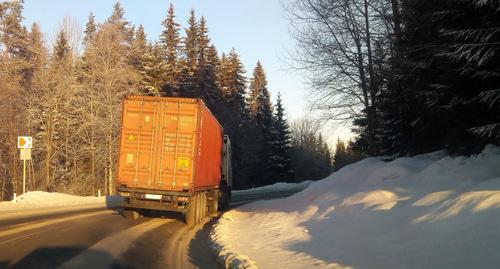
[0,191,120,212]
[211,145,500,269]
[234,181,312,195]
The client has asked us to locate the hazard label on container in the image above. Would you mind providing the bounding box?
[177,157,190,168]
[126,153,134,164]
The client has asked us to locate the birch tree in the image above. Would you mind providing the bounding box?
[80,23,139,194]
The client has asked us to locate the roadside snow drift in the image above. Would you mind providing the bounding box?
[0,191,120,212]
[211,145,500,269]
[233,181,312,196]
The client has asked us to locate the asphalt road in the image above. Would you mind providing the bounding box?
[0,208,219,269]
[0,188,303,269]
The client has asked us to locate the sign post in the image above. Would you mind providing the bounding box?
[18,136,32,194]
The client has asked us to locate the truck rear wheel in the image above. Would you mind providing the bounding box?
[201,192,207,220]
[219,185,231,210]
[122,208,140,220]
[197,193,205,224]
[185,197,196,226]
[209,191,219,213]
[194,194,200,225]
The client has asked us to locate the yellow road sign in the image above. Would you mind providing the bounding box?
[17,136,33,149]
[20,148,31,160]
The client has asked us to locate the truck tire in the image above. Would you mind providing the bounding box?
[209,191,219,213]
[195,193,201,225]
[185,197,196,226]
[201,192,207,220]
[220,185,231,210]
[122,208,140,220]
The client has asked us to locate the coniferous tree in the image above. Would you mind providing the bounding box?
[269,93,294,182]
[139,42,166,96]
[248,61,274,185]
[290,119,333,181]
[133,25,165,96]
[0,0,31,198]
[24,23,46,89]
[376,0,500,155]
[195,18,222,112]
[106,2,133,41]
[83,13,97,45]
[53,30,71,61]
[178,9,199,97]
[159,3,181,96]
[130,24,147,67]
[217,49,251,188]
[25,22,48,191]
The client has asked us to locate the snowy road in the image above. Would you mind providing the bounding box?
[0,208,218,269]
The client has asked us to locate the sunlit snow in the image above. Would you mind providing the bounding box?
[212,145,500,269]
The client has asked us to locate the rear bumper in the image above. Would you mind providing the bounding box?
[117,185,191,213]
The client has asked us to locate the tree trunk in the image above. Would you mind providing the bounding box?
[391,0,402,45]
[363,0,378,155]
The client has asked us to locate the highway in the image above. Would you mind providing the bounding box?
[0,187,303,269]
[0,208,218,269]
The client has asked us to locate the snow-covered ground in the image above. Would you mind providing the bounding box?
[0,191,122,221]
[234,181,312,195]
[211,145,500,269]
[0,191,105,211]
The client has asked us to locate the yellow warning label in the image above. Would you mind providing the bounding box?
[128,134,135,141]
[126,153,134,164]
[178,157,190,168]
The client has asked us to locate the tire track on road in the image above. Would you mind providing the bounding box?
[57,218,173,269]
[0,210,112,242]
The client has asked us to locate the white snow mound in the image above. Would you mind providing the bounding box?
[0,191,115,211]
[234,181,312,196]
[212,145,500,269]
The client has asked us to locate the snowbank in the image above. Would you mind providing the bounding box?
[1,191,101,210]
[211,145,500,269]
[234,181,312,196]
[0,191,121,216]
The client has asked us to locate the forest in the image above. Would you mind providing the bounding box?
[0,1,333,200]
[288,0,500,163]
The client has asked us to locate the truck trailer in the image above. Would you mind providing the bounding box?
[116,96,232,225]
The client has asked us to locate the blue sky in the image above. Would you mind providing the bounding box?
[21,0,353,146]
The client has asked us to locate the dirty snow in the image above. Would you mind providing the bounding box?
[212,145,500,269]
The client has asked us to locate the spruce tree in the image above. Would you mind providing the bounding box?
[106,2,133,41]
[133,27,166,96]
[178,9,199,97]
[218,49,251,188]
[25,23,46,88]
[197,43,223,111]
[248,61,274,185]
[159,3,181,96]
[131,24,147,68]
[269,93,294,182]
[333,139,347,171]
[184,9,198,72]
[139,42,167,96]
[83,13,97,45]
[226,49,248,120]
[248,61,273,126]
[192,17,223,116]
[379,0,500,155]
[53,30,71,61]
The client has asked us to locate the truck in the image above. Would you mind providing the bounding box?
[116,96,232,225]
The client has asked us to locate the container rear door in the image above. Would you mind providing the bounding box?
[156,100,198,191]
[119,99,161,188]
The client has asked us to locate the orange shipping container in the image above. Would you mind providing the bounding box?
[116,96,223,192]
